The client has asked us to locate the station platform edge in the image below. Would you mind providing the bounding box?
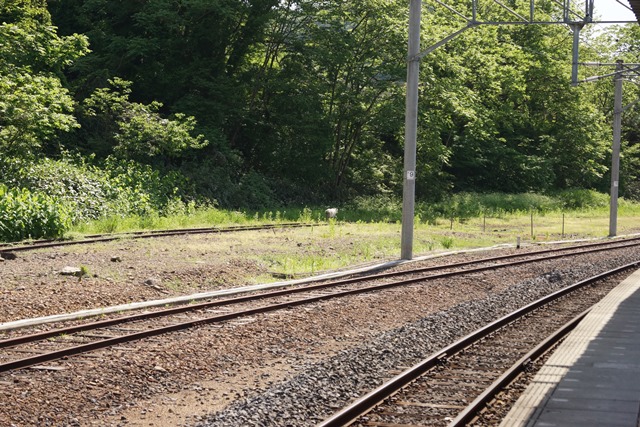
[500,268,640,427]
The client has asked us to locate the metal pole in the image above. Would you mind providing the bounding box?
[609,60,623,237]
[530,0,534,22]
[585,0,594,22]
[570,24,582,86]
[401,0,421,260]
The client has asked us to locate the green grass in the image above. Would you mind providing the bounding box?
[63,191,640,238]
[61,192,640,282]
[70,206,325,235]
[253,206,639,281]
[164,279,185,292]
[68,197,640,244]
[71,207,250,234]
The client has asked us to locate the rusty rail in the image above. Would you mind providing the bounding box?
[317,260,640,427]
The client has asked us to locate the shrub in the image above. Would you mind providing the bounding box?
[0,154,193,223]
[554,189,609,210]
[441,236,454,249]
[228,171,277,210]
[0,184,70,241]
[102,156,192,215]
[0,155,116,222]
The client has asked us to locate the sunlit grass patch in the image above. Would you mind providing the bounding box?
[61,193,640,283]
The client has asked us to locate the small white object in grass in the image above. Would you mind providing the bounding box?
[325,208,338,219]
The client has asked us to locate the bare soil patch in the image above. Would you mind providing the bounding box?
[0,227,352,323]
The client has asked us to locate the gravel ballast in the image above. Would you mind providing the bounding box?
[0,234,638,426]
[196,256,637,426]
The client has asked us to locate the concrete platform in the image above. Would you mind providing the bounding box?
[500,268,640,427]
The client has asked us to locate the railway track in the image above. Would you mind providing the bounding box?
[318,262,639,427]
[0,222,316,254]
[1,237,639,375]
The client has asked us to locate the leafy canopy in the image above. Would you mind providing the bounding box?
[82,78,208,162]
[0,0,88,156]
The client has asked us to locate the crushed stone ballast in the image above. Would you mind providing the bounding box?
[2,233,637,332]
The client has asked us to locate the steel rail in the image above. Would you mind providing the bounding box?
[3,236,640,349]
[1,295,331,372]
[447,308,590,427]
[317,260,640,427]
[2,236,640,371]
[364,236,640,280]
[0,222,315,253]
[82,222,307,238]
[1,224,638,257]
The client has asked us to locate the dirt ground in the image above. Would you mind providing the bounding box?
[0,224,465,426]
[0,225,370,324]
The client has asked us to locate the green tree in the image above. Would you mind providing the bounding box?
[579,24,640,199]
[415,3,610,196]
[247,0,407,199]
[81,78,208,164]
[609,25,640,199]
[46,0,631,207]
[51,0,282,207]
[51,0,278,133]
[0,0,88,157]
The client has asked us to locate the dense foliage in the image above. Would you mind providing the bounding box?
[0,0,638,240]
[0,154,192,222]
[0,184,70,241]
[0,0,88,157]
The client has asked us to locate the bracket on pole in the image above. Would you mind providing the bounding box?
[570,23,584,86]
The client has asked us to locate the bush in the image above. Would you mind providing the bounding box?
[102,156,193,216]
[0,156,120,222]
[0,184,70,241]
[227,171,277,210]
[343,195,402,222]
[0,154,193,223]
[553,189,609,210]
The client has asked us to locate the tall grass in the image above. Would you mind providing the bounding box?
[337,190,618,226]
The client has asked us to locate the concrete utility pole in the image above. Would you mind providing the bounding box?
[401,0,421,260]
[609,60,623,237]
[397,0,634,259]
